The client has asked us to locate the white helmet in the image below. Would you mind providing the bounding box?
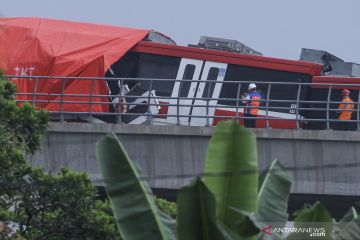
[248,83,256,90]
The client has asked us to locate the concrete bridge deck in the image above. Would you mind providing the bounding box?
[33,122,360,196]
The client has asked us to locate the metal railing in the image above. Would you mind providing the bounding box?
[5,75,360,130]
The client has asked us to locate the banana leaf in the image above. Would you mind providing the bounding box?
[287,202,333,240]
[229,207,261,238]
[333,207,358,239]
[334,215,360,240]
[177,177,239,240]
[228,159,292,240]
[338,207,358,224]
[96,134,176,240]
[217,221,243,240]
[204,121,258,233]
[256,159,292,239]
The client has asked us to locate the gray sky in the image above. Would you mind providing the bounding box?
[2,0,360,63]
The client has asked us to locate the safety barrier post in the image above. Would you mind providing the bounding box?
[32,76,39,108]
[236,82,242,122]
[89,78,95,122]
[265,83,271,128]
[357,89,360,131]
[176,80,180,125]
[60,77,65,123]
[146,79,153,125]
[326,86,332,130]
[116,79,123,125]
[295,84,302,129]
[205,80,211,127]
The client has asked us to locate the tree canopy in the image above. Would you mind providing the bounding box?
[0,73,120,240]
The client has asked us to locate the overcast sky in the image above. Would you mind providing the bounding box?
[2,0,360,63]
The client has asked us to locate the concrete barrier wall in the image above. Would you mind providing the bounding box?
[32,122,360,196]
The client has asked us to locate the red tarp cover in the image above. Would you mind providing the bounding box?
[0,17,150,112]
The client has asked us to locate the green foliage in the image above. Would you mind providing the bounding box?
[333,207,359,239]
[0,74,120,240]
[96,121,360,240]
[155,198,177,219]
[333,208,360,240]
[287,202,333,240]
[4,168,121,240]
[177,177,218,240]
[203,121,258,236]
[257,159,292,224]
[0,72,48,198]
[177,178,235,240]
[293,202,332,222]
[0,72,48,155]
[249,159,292,239]
[96,134,176,240]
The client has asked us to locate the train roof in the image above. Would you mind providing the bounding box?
[132,41,324,76]
[1,17,323,78]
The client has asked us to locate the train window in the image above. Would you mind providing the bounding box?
[179,64,195,97]
[202,67,219,98]
[137,54,180,97]
[218,81,241,106]
[105,52,140,95]
[219,64,312,112]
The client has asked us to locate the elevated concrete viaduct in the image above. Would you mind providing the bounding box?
[33,122,360,196]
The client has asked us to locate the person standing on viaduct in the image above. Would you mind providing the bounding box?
[242,83,261,128]
[336,89,354,131]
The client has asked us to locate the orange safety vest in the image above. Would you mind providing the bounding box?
[245,92,261,115]
[338,96,354,120]
[250,96,261,115]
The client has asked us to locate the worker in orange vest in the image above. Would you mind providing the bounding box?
[336,89,354,131]
[242,83,261,128]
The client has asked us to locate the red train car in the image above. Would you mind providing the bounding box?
[104,41,323,128]
[5,17,358,129]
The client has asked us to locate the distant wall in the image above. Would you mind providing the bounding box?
[32,122,360,196]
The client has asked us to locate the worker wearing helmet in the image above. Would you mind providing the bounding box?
[241,83,261,128]
[336,89,354,130]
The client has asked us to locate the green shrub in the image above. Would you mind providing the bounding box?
[155,198,177,219]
